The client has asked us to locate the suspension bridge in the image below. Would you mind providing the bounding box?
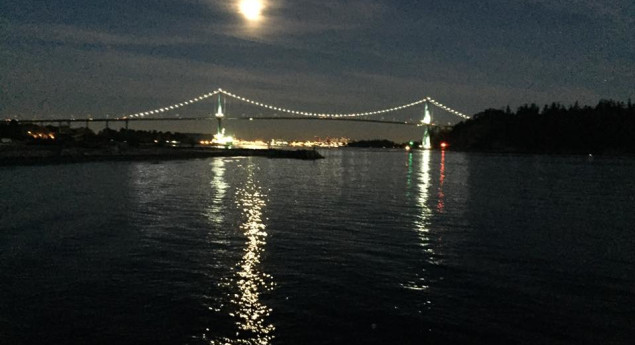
[14,88,471,149]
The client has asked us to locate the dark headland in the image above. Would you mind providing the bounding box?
[0,122,325,166]
[0,146,323,166]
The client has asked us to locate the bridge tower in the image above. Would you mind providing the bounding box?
[215,94,225,135]
[212,93,233,146]
[421,101,432,149]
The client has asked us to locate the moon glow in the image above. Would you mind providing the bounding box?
[239,0,264,21]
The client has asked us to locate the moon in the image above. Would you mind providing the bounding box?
[239,0,264,21]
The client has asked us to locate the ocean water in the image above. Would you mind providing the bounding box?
[1,150,633,344]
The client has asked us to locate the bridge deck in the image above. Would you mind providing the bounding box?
[15,117,426,126]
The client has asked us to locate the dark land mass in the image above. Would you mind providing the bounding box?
[347,139,407,148]
[347,138,447,149]
[0,125,322,166]
[0,147,323,166]
[443,99,635,154]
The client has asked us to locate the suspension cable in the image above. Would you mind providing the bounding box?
[125,88,470,120]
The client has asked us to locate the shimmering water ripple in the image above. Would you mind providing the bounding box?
[0,150,633,345]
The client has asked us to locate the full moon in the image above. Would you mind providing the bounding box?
[238,0,263,21]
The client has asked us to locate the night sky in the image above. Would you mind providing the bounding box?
[1,0,633,140]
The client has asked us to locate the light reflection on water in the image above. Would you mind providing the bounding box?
[207,162,275,345]
[437,150,446,213]
[206,158,228,226]
[403,150,440,291]
[406,152,414,196]
[415,149,433,249]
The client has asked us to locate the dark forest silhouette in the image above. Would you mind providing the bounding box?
[444,99,635,154]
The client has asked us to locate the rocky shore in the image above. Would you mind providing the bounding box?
[0,145,324,166]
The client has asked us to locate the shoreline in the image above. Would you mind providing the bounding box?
[0,146,324,166]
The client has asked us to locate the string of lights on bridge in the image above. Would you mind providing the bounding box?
[124,88,470,120]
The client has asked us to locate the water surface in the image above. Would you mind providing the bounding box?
[1,150,633,344]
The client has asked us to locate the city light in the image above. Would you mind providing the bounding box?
[198,137,350,149]
[26,130,55,140]
[212,132,234,146]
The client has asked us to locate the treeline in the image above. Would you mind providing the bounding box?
[446,100,635,154]
[0,121,198,147]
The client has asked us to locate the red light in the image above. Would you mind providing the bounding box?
[440,142,448,149]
